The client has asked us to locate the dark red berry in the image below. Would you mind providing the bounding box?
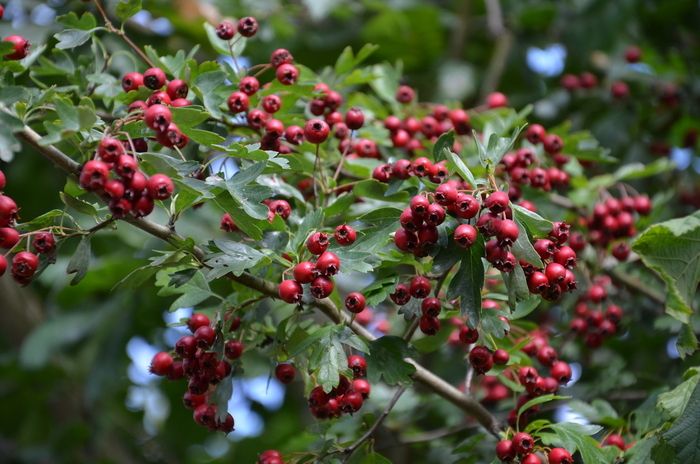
[304,119,330,144]
[409,275,432,298]
[276,63,299,85]
[237,16,258,37]
[4,35,30,60]
[150,352,173,376]
[345,292,366,314]
[143,67,166,90]
[279,279,303,303]
[275,364,296,384]
[310,276,334,299]
[216,20,235,40]
[224,340,244,359]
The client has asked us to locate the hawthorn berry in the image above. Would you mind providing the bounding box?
[121,72,143,92]
[493,349,510,365]
[345,107,365,130]
[166,79,189,100]
[352,379,371,398]
[304,119,330,144]
[548,448,573,464]
[150,352,173,376]
[345,292,366,314]
[143,67,166,90]
[306,231,329,255]
[33,232,55,254]
[421,297,441,317]
[265,119,285,138]
[495,440,515,461]
[0,169,5,190]
[270,48,293,67]
[310,276,334,299]
[147,174,174,200]
[216,20,235,40]
[224,340,244,360]
[194,325,216,348]
[275,63,299,85]
[220,213,238,232]
[316,251,340,276]
[486,91,508,108]
[550,361,572,384]
[395,85,415,104]
[334,224,356,246]
[347,354,367,377]
[521,454,541,464]
[409,275,432,298]
[237,16,258,37]
[459,326,479,344]
[468,345,493,374]
[485,191,509,213]
[0,255,6,276]
[0,227,20,248]
[79,160,110,191]
[419,315,440,335]
[511,432,534,455]
[435,183,458,205]
[4,35,30,60]
[603,434,626,450]
[11,251,39,279]
[278,279,303,303]
[390,283,411,305]
[526,124,546,144]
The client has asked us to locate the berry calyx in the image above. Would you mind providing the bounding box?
[279,279,303,304]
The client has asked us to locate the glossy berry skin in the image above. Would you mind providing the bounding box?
[548,448,573,464]
[270,48,293,67]
[543,134,563,154]
[12,251,39,278]
[421,297,441,317]
[345,107,365,130]
[147,174,174,200]
[306,231,329,255]
[194,325,216,347]
[496,440,515,461]
[525,124,546,144]
[150,352,173,376]
[144,104,173,133]
[495,219,519,246]
[468,346,493,374]
[285,125,304,145]
[97,137,126,163]
[216,20,235,40]
[485,191,509,213]
[352,379,371,399]
[493,349,509,365]
[396,85,415,104]
[79,160,110,191]
[410,195,430,217]
[224,340,244,360]
[279,279,303,303]
[545,262,567,284]
[435,183,458,205]
[512,432,534,455]
[121,72,143,92]
[550,361,572,384]
[33,232,55,254]
[0,227,20,249]
[459,326,479,344]
[454,224,478,249]
[486,91,508,108]
[143,67,167,90]
[175,335,197,358]
[187,313,210,333]
[293,261,316,284]
[4,35,30,60]
[390,283,411,305]
[275,363,296,384]
[276,63,299,85]
[419,315,440,335]
[265,119,285,138]
[304,119,330,144]
[166,79,189,100]
[310,276,334,299]
[239,76,260,96]
[334,224,356,245]
[0,169,5,190]
[348,354,367,377]
[409,276,432,298]
[316,251,340,276]
[426,204,446,226]
[146,90,171,106]
[261,94,282,114]
[521,454,542,464]
[237,16,258,37]
[345,292,366,314]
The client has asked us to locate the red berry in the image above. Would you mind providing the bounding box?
[227,91,249,113]
[32,232,55,254]
[521,454,542,464]
[0,255,5,276]
[183,391,206,410]
[306,231,329,255]
[220,213,238,232]
[409,275,432,298]
[270,48,294,67]
[486,92,508,108]
[426,204,446,226]
[0,169,5,190]
[348,354,367,377]
[449,109,471,134]
[143,104,172,132]
[468,345,493,374]
[293,261,316,284]
[334,224,356,246]
[237,16,258,37]
[390,283,411,305]
[587,284,607,302]
[603,434,626,450]
[527,271,548,294]
[493,349,509,365]
[121,72,143,92]
[216,20,235,40]
[579,72,598,88]
[536,345,558,366]
[0,227,19,248]
[225,340,244,360]
[345,107,365,130]
[150,352,173,376]
[279,279,303,303]
[147,174,174,200]
[79,160,110,191]
[421,297,441,317]
[345,292,366,314]
[304,118,330,144]
[12,251,39,278]
[534,239,556,259]
[115,155,138,179]
[239,76,260,95]
[194,325,216,347]
[316,251,340,276]
[512,432,534,455]
[410,195,430,217]
[340,390,364,413]
[625,45,642,63]
[459,326,479,344]
[554,246,577,268]
[285,125,304,145]
[545,262,567,284]
[143,67,166,90]
[3,35,30,60]
[310,276,334,299]
[543,134,563,154]
[525,124,546,144]
[395,85,415,104]
[550,361,572,384]
[265,119,285,138]
[495,219,519,246]
[146,90,171,106]
[276,63,299,85]
[275,363,296,384]
[435,183,458,205]
[352,379,371,398]
[175,335,197,358]
[419,315,440,335]
[485,191,509,213]
[261,94,282,114]
[548,448,573,464]
[496,440,515,461]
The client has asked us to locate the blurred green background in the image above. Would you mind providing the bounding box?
[1,0,699,463]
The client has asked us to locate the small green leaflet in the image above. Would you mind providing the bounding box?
[66,235,91,285]
[115,0,142,21]
[366,336,416,386]
[447,235,485,325]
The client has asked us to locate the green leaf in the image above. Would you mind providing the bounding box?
[511,217,543,267]
[510,296,540,319]
[632,210,700,325]
[54,28,97,50]
[663,381,700,464]
[204,240,267,280]
[625,436,659,464]
[334,44,379,75]
[66,235,91,285]
[60,192,98,216]
[171,106,210,127]
[180,127,225,147]
[57,12,97,30]
[518,394,570,418]
[433,131,455,162]
[366,336,416,386]
[511,204,553,237]
[353,179,410,203]
[445,150,478,187]
[212,377,233,423]
[561,130,616,163]
[115,0,142,21]
[657,368,700,419]
[156,269,216,311]
[544,422,608,464]
[447,236,485,325]
[192,70,228,119]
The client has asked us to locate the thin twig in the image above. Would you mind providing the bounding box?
[340,386,407,462]
[332,130,355,182]
[93,0,157,69]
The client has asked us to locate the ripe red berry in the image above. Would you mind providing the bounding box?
[426,204,446,226]
[270,48,294,67]
[545,262,567,284]
[334,224,356,246]
[409,275,432,298]
[150,352,173,376]
[187,313,210,332]
[194,325,216,347]
[534,239,556,259]
[143,67,166,90]
[468,345,493,374]
[625,45,642,63]
[485,191,509,213]
[97,137,125,163]
[121,72,144,92]
[548,448,573,464]
[147,174,174,200]
[0,255,6,276]
[220,213,238,232]
[550,361,572,384]
[146,90,171,107]
[183,391,206,410]
[304,119,330,144]
[0,169,5,190]
[458,326,479,344]
[175,335,197,358]
[3,35,30,60]
[395,85,415,104]
[275,363,296,384]
[348,354,367,377]
[486,92,508,108]
[306,231,329,255]
[79,160,110,191]
[239,76,260,95]
[310,276,334,299]
[276,63,299,85]
[536,345,558,366]
[410,195,430,217]
[316,251,340,276]
[345,107,365,130]
[543,134,563,154]
[265,118,285,137]
[521,454,542,464]
[341,390,364,413]
[352,379,371,398]
[293,261,316,284]
[390,283,411,305]
[603,433,626,450]
[284,125,304,145]
[166,79,189,100]
[279,279,303,303]
[345,292,366,314]
[435,183,458,205]
[0,227,20,249]
[421,297,441,317]
[216,20,235,40]
[144,104,172,133]
[227,91,249,114]
[493,349,510,365]
[495,219,519,246]
[554,246,577,268]
[419,315,440,335]
[33,232,55,254]
[12,251,39,278]
[525,124,546,144]
[237,16,258,37]
[224,340,244,360]
[115,155,138,179]
[512,432,534,455]
[587,284,607,302]
[496,440,515,461]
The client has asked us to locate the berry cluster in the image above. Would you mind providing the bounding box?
[523,222,578,301]
[149,312,238,433]
[393,191,450,257]
[308,354,370,419]
[569,277,622,348]
[496,433,573,464]
[79,144,174,219]
[579,194,651,261]
[389,276,440,334]
[278,225,357,303]
[0,169,55,284]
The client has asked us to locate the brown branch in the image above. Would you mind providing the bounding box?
[17,124,502,438]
